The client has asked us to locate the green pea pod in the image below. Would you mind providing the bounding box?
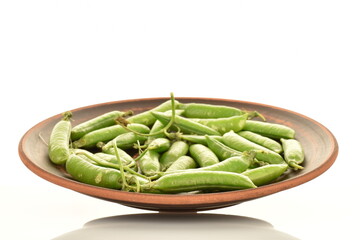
[73,123,149,149]
[205,135,243,160]
[159,141,189,171]
[73,149,121,169]
[243,120,295,139]
[166,153,255,175]
[180,103,266,120]
[280,138,305,170]
[101,145,136,166]
[127,100,180,126]
[48,111,72,165]
[100,124,150,151]
[147,137,171,153]
[237,131,283,154]
[142,171,257,193]
[181,134,223,145]
[190,114,248,135]
[123,132,149,149]
[94,152,134,166]
[165,156,198,172]
[148,120,166,139]
[242,164,288,186]
[223,131,285,164]
[66,154,123,189]
[77,153,99,166]
[151,111,221,136]
[71,110,133,141]
[179,103,245,118]
[138,150,161,176]
[189,144,220,167]
[200,153,255,173]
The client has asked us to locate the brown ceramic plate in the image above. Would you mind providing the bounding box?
[18,97,338,212]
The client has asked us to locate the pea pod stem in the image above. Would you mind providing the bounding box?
[133,148,150,162]
[288,161,304,170]
[247,111,266,121]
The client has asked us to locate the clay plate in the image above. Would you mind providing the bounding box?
[18,97,338,211]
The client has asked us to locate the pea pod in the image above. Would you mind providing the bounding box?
[66,154,123,189]
[100,124,150,151]
[189,144,220,167]
[242,164,288,186]
[201,153,254,173]
[237,131,283,154]
[179,102,245,118]
[76,153,99,166]
[281,138,305,170]
[94,152,134,167]
[166,153,255,175]
[159,141,189,171]
[71,110,133,141]
[165,156,198,172]
[179,102,264,120]
[148,120,166,139]
[243,120,295,139]
[48,111,72,165]
[223,131,285,164]
[190,114,248,135]
[127,99,180,126]
[142,171,257,193]
[147,137,171,153]
[138,150,161,176]
[74,149,120,169]
[181,134,223,145]
[73,123,149,149]
[151,111,221,136]
[205,135,243,160]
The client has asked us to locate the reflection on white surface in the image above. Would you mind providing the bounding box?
[53,213,299,240]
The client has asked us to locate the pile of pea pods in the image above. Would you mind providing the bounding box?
[48,93,305,194]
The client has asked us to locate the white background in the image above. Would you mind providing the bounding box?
[1,1,359,239]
